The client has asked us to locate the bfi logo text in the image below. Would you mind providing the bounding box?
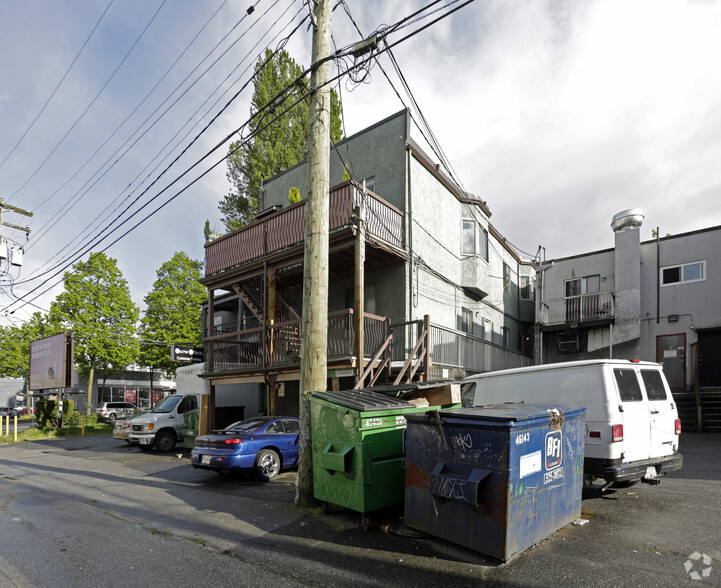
[545,431,562,470]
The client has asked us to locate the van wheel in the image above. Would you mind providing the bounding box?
[155,430,176,453]
[255,449,280,481]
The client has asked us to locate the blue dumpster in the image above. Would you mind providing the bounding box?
[404,404,586,561]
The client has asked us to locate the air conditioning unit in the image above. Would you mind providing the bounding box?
[0,240,7,260]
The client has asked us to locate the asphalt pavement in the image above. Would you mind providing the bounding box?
[0,432,718,587]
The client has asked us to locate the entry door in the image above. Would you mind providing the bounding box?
[656,334,686,390]
[698,329,721,387]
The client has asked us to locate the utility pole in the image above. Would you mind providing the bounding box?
[296,0,332,507]
[0,198,32,266]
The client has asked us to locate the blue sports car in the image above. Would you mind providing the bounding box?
[191,416,300,480]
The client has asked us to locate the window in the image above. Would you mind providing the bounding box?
[565,275,600,296]
[461,220,489,261]
[461,382,476,407]
[502,326,511,347]
[282,419,300,433]
[461,220,476,255]
[613,369,643,401]
[479,226,488,261]
[661,261,705,286]
[363,176,376,193]
[521,275,535,300]
[503,263,511,292]
[641,370,668,401]
[461,307,473,334]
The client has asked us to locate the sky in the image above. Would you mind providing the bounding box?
[1,0,720,328]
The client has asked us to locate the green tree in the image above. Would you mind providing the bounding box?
[0,312,59,378]
[139,252,206,401]
[51,252,140,415]
[219,48,343,231]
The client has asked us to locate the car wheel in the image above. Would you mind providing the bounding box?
[155,430,176,453]
[108,412,116,421]
[255,449,281,481]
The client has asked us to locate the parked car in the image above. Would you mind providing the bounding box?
[96,402,137,421]
[14,406,28,416]
[191,416,300,481]
[113,410,147,443]
[0,407,14,417]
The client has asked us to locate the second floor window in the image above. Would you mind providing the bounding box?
[661,261,705,286]
[461,220,489,261]
[565,274,600,297]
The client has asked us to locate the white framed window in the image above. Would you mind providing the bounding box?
[461,307,473,334]
[661,261,706,286]
[461,220,489,261]
[565,274,600,296]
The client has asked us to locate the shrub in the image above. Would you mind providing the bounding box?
[35,398,78,428]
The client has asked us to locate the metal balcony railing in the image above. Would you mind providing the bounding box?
[539,291,615,326]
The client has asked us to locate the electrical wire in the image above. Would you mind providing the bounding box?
[7,0,169,201]
[3,0,479,321]
[22,1,297,280]
[0,0,116,178]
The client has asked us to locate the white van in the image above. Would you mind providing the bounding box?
[461,359,682,488]
[127,393,200,453]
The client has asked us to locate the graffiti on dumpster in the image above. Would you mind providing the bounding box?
[430,475,472,502]
[450,432,473,453]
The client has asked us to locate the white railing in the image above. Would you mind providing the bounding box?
[539,291,615,325]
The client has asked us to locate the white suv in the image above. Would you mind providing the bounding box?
[96,402,137,421]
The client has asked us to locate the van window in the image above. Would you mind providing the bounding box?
[640,370,668,401]
[461,382,476,407]
[613,369,643,402]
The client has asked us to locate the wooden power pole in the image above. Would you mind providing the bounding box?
[296,0,333,507]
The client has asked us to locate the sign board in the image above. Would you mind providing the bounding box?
[171,344,203,363]
[29,333,73,390]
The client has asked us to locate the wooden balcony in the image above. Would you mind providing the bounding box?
[539,291,615,327]
[204,181,404,279]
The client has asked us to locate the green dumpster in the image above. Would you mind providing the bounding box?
[183,407,200,450]
[310,389,453,527]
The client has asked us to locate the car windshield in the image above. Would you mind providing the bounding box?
[150,395,181,413]
[223,418,271,433]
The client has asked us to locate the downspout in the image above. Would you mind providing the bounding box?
[656,227,660,324]
[406,148,415,314]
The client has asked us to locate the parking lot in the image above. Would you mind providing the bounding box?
[0,432,719,586]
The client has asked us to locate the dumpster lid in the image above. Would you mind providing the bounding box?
[408,403,584,422]
[310,389,414,412]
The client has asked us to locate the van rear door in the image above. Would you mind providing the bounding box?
[612,368,651,463]
[640,368,678,458]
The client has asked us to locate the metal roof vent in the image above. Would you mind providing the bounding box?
[611,208,644,232]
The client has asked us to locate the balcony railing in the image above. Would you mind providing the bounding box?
[205,309,389,374]
[390,320,531,375]
[204,182,404,277]
[539,291,615,326]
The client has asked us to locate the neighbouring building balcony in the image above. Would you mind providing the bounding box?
[204,181,405,279]
[539,291,615,327]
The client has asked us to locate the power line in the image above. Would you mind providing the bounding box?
[0,0,116,176]
[7,0,169,202]
[3,0,477,316]
[18,2,304,287]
